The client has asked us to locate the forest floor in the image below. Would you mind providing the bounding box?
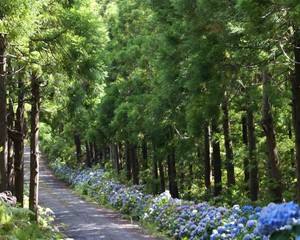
[24,148,158,240]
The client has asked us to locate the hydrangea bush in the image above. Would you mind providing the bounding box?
[50,162,300,240]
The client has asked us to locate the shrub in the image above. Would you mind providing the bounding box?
[50,162,300,240]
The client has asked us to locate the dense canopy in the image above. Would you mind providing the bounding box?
[2,0,300,239]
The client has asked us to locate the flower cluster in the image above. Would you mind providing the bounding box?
[51,162,150,219]
[256,202,300,236]
[51,162,300,240]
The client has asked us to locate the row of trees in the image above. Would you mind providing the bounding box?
[3,0,300,211]
[42,0,300,204]
[0,0,107,220]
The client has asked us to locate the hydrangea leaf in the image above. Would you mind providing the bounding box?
[270,230,292,240]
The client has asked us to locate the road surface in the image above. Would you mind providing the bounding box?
[24,147,158,240]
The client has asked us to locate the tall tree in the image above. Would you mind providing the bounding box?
[247,107,258,201]
[242,115,249,184]
[74,133,82,163]
[14,76,25,206]
[261,71,283,202]
[293,28,300,202]
[158,153,165,193]
[222,94,235,187]
[29,73,40,221]
[203,123,211,192]
[167,147,179,198]
[7,99,14,191]
[130,144,139,185]
[0,33,8,191]
[152,142,159,194]
[211,118,222,196]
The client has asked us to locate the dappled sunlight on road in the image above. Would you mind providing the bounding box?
[24,148,157,240]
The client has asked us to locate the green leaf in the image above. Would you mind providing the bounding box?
[270,230,292,240]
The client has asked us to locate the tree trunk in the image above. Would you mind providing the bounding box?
[242,115,250,184]
[130,144,139,185]
[158,155,165,193]
[0,33,8,191]
[115,144,120,174]
[74,133,81,163]
[247,108,259,201]
[93,142,99,163]
[106,146,110,160]
[110,144,120,174]
[203,122,211,192]
[211,118,222,196]
[7,100,14,192]
[86,141,91,167]
[29,74,40,221]
[152,143,159,194]
[261,71,283,203]
[14,76,25,206]
[118,143,123,170]
[187,162,193,199]
[125,144,132,181]
[89,142,94,163]
[293,29,300,202]
[142,140,148,170]
[222,94,235,187]
[179,159,185,194]
[288,119,295,166]
[167,147,179,198]
[100,148,105,167]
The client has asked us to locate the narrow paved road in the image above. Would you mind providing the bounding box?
[24,148,158,240]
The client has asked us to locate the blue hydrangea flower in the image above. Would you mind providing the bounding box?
[51,162,300,240]
[256,202,300,236]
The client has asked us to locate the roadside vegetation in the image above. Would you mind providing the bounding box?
[0,200,61,239]
[2,0,300,239]
[50,161,300,240]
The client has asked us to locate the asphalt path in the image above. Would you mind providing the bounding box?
[24,147,158,240]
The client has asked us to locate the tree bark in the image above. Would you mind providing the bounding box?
[115,144,120,174]
[74,133,81,163]
[211,118,222,196]
[242,115,250,184]
[105,146,110,161]
[167,147,179,198]
[222,94,235,187]
[7,100,14,192]
[158,155,165,193]
[14,76,25,206]
[293,28,300,202]
[152,143,159,194]
[100,148,105,167]
[89,142,94,163]
[110,144,120,174]
[288,119,295,166]
[118,143,123,170]
[187,162,193,199]
[261,71,283,203]
[247,108,259,201]
[29,73,40,221]
[142,140,148,170]
[93,142,99,163]
[179,159,184,194]
[125,144,132,181]
[0,33,8,191]
[203,122,211,192]
[130,144,139,185]
[86,141,92,167]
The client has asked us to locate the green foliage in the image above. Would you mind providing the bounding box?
[270,225,300,240]
[0,202,61,239]
[39,0,300,206]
